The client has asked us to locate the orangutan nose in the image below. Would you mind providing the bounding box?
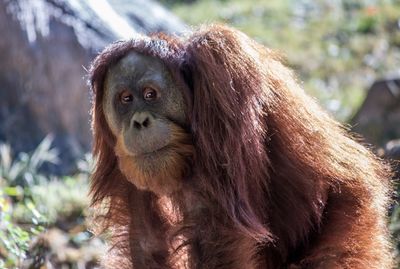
[132,112,152,130]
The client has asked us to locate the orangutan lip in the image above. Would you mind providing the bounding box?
[134,145,171,158]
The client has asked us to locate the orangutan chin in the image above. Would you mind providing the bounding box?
[88,24,393,269]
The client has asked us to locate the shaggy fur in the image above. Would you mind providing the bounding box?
[89,24,393,268]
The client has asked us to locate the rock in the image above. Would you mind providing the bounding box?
[386,139,400,158]
[385,139,400,178]
[351,79,400,147]
[0,0,186,173]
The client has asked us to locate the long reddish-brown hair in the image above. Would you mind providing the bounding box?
[89,24,392,268]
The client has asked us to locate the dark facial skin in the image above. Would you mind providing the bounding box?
[103,52,187,157]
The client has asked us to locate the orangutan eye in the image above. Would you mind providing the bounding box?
[120,91,133,104]
[143,87,159,101]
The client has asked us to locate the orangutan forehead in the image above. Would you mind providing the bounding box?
[103,51,174,98]
[108,51,169,79]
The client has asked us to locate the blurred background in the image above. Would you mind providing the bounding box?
[0,0,399,268]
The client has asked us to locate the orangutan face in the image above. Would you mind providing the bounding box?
[102,52,193,194]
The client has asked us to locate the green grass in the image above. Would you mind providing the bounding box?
[0,137,92,268]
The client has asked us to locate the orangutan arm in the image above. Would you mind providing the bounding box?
[127,191,171,269]
[184,206,261,269]
[293,187,392,269]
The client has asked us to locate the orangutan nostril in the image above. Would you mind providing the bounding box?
[133,121,141,130]
[142,118,150,128]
